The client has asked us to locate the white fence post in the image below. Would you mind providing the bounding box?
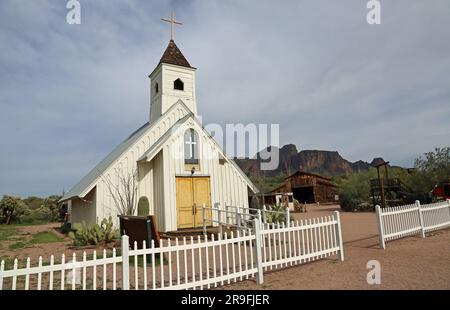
[447,199,450,223]
[253,218,264,285]
[257,210,263,248]
[333,211,344,261]
[0,260,4,290]
[416,200,426,238]
[218,204,223,236]
[236,208,241,230]
[262,205,267,224]
[375,205,386,249]
[121,235,130,290]
[225,205,229,225]
[202,203,207,236]
[285,207,290,228]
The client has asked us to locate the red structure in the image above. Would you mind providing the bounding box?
[432,181,450,200]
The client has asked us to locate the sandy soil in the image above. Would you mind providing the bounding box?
[1,205,450,290]
[0,223,118,264]
[217,204,450,290]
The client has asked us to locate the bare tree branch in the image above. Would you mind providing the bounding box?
[99,168,138,216]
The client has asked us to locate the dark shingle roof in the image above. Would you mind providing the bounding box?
[158,40,192,68]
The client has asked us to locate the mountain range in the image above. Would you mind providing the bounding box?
[234,144,392,178]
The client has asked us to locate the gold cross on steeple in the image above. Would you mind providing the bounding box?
[161,12,182,40]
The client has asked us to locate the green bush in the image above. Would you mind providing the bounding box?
[68,217,119,246]
[335,169,377,212]
[265,204,293,224]
[59,222,72,234]
[0,195,30,224]
[407,147,450,195]
[0,195,63,224]
[335,147,449,211]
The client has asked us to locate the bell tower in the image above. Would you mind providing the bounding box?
[149,14,197,123]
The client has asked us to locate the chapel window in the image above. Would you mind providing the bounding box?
[184,128,199,164]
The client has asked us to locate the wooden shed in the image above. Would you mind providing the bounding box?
[270,171,338,204]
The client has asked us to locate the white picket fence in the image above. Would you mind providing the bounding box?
[260,212,344,271]
[376,200,450,249]
[0,212,344,290]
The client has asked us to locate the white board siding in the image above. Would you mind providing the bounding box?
[150,64,197,123]
[137,161,153,215]
[68,101,253,232]
[71,188,96,224]
[159,119,250,232]
[152,151,165,232]
[91,103,187,226]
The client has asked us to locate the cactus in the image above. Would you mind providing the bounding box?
[69,217,119,246]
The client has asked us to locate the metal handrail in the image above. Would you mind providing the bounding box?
[201,204,291,236]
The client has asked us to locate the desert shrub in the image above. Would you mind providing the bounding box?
[1,195,63,224]
[19,195,62,224]
[20,206,52,224]
[68,217,119,246]
[59,222,72,234]
[265,204,293,224]
[336,170,376,212]
[22,196,45,210]
[407,147,450,195]
[293,199,306,212]
[0,195,30,224]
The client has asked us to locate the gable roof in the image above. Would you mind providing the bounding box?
[61,100,258,202]
[285,170,332,181]
[138,113,259,194]
[60,102,187,202]
[60,122,151,202]
[158,40,193,69]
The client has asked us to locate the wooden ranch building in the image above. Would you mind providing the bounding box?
[270,171,338,204]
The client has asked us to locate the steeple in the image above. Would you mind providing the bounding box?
[148,39,197,123]
[158,40,193,69]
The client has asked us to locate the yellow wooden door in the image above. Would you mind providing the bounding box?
[176,177,212,229]
[193,177,211,227]
[176,178,195,229]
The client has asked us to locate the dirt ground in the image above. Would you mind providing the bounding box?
[219,204,450,290]
[0,223,118,264]
[1,205,450,290]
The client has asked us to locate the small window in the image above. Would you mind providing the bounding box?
[184,128,199,164]
[174,78,184,91]
[154,83,159,94]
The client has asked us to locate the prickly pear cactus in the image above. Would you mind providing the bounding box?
[69,217,119,246]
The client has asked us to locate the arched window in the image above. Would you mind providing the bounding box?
[184,129,199,164]
[137,196,150,216]
[154,82,159,94]
[174,78,184,91]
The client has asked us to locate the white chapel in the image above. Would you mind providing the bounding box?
[60,29,258,232]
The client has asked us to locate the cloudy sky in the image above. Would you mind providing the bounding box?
[0,0,449,197]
